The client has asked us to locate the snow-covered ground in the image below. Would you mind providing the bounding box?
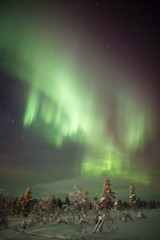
[0,209,160,240]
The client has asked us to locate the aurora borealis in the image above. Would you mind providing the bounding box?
[0,1,160,198]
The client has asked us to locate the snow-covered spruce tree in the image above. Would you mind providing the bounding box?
[129,182,137,210]
[16,192,25,216]
[16,188,32,217]
[23,187,32,217]
[83,188,88,200]
[99,178,115,211]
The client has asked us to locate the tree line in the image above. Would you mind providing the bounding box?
[0,178,160,228]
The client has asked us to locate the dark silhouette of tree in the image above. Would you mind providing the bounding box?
[64,195,70,205]
[10,196,18,216]
[56,197,63,208]
[93,196,98,201]
[122,201,128,209]
[114,199,122,210]
[0,189,10,227]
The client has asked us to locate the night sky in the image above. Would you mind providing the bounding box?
[0,0,160,200]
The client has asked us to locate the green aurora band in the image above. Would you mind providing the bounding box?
[0,4,154,185]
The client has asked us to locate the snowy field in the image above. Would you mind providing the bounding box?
[0,209,160,240]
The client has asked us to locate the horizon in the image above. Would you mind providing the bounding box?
[2,176,160,202]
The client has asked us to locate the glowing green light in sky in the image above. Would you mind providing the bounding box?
[0,4,155,184]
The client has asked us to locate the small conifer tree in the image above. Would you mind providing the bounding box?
[23,187,32,217]
[100,177,115,210]
[51,194,57,207]
[16,192,25,216]
[83,188,88,200]
[129,182,137,210]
